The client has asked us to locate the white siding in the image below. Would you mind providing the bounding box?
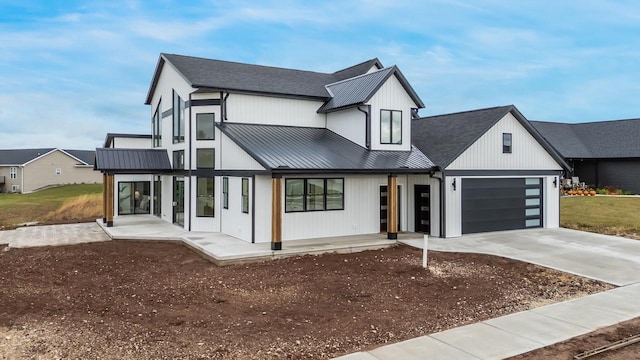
[448,113,563,170]
[226,93,326,127]
[444,175,462,237]
[111,137,151,149]
[368,75,418,151]
[253,175,272,243]
[220,133,266,170]
[326,108,367,148]
[190,176,220,232]
[407,174,441,236]
[544,176,561,228]
[160,175,173,223]
[220,176,252,241]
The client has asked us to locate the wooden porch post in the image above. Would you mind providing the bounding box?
[387,174,398,239]
[271,176,282,250]
[106,174,114,227]
[102,174,107,224]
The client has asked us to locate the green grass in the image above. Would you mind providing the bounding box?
[561,196,640,239]
[0,184,102,227]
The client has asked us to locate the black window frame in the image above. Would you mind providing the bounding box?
[503,133,513,153]
[241,178,249,214]
[117,181,151,215]
[380,109,403,145]
[285,178,344,213]
[152,99,162,147]
[196,177,215,217]
[172,90,185,144]
[153,176,161,217]
[196,113,215,140]
[173,150,184,170]
[222,177,229,209]
[196,148,215,169]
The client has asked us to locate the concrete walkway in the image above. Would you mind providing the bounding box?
[0,223,110,248]
[335,229,640,359]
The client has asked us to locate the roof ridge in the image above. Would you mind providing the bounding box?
[332,58,381,75]
[325,66,395,88]
[415,105,513,121]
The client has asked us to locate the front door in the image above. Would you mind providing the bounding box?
[173,177,184,226]
[414,185,431,234]
[380,185,401,232]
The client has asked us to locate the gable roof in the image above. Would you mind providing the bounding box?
[63,150,96,166]
[318,66,424,113]
[0,148,94,166]
[94,148,172,174]
[412,105,569,170]
[145,54,383,104]
[531,118,640,159]
[217,123,435,174]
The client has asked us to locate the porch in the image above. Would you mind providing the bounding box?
[97,215,423,265]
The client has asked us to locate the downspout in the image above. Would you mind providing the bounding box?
[429,169,445,238]
[218,95,223,233]
[21,165,24,193]
[356,105,372,149]
[251,174,256,243]
[188,93,193,231]
[222,92,230,122]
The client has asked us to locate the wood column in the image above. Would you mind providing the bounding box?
[102,174,107,223]
[271,176,282,250]
[106,175,114,227]
[387,175,398,240]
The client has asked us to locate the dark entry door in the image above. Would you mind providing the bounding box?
[414,185,430,234]
[380,185,401,232]
[173,177,185,226]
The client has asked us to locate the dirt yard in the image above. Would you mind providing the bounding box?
[0,241,612,359]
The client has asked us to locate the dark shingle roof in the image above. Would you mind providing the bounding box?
[145,54,383,104]
[0,148,56,165]
[318,66,424,113]
[217,123,434,173]
[63,150,95,165]
[412,105,569,170]
[94,148,172,174]
[531,119,640,159]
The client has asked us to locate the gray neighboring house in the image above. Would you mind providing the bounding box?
[531,119,640,194]
[0,148,101,193]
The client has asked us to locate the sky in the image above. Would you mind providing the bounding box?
[1,0,639,150]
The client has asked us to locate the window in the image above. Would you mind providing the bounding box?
[241,178,249,213]
[380,110,402,144]
[118,181,150,215]
[196,113,215,140]
[503,133,512,153]
[172,90,185,143]
[11,185,19,192]
[196,149,215,168]
[222,177,229,209]
[197,177,214,217]
[153,100,162,147]
[9,167,17,179]
[285,178,344,212]
[55,168,61,175]
[173,150,184,169]
[153,176,161,217]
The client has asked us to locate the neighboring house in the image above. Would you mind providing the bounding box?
[531,119,640,194]
[0,148,100,193]
[95,54,567,246]
[412,106,569,237]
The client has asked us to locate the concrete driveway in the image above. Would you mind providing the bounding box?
[403,228,640,286]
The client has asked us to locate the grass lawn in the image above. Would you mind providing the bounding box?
[561,195,640,239]
[0,184,102,227]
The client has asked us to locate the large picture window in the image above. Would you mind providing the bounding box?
[197,177,214,217]
[153,100,162,147]
[196,149,215,168]
[118,181,150,215]
[241,178,249,213]
[172,90,185,143]
[380,110,402,144]
[196,113,215,140]
[285,178,344,212]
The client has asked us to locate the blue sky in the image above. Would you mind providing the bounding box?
[1,0,639,150]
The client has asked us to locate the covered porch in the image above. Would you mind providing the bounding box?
[97,215,423,265]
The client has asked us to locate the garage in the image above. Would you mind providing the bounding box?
[462,178,543,234]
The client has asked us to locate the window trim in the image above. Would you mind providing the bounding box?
[222,177,229,209]
[196,177,215,217]
[241,178,249,214]
[380,109,403,145]
[55,168,62,175]
[196,113,215,140]
[285,178,344,213]
[503,133,513,153]
[196,148,215,169]
[9,167,17,179]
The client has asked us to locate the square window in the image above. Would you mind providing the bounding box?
[55,168,61,175]
[503,133,512,153]
[196,149,215,168]
[196,113,215,140]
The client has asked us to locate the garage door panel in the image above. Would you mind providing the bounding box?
[463,187,526,200]
[463,198,524,211]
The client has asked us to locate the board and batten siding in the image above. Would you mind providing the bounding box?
[110,137,151,149]
[219,133,266,170]
[368,75,419,152]
[226,93,326,127]
[326,108,367,148]
[219,176,252,241]
[253,175,273,243]
[447,113,563,171]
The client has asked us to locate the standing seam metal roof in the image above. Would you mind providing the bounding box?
[94,148,172,174]
[217,123,434,172]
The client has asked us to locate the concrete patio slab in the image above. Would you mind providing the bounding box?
[369,335,480,360]
[4,223,110,248]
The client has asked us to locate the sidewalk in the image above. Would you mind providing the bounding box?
[335,283,640,359]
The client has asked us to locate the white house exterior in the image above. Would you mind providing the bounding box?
[95,54,568,248]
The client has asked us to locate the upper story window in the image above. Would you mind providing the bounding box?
[196,149,215,169]
[196,113,215,140]
[173,150,184,169]
[380,110,402,144]
[172,90,185,144]
[9,167,17,179]
[153,99,162,147]
[503,133,512,153]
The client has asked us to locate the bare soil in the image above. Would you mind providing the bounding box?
[0,241,612,359]
[511,317,640,359]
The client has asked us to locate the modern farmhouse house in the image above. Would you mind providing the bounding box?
[95,54,568,248]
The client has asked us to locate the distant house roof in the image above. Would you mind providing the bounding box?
[217,123,435,174]
[412,105,569,170]
[318,66,424,113]
[145,54,383,104]
[531,118,640,159]
[103,133,152,148]
[0,148,94,166]
[94,148,172,174]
